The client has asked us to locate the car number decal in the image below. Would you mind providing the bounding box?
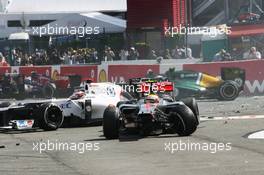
[106,86,116,97]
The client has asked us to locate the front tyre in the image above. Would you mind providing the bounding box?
[171,105,197,136]
[103,106,119,139]
[38,103,64,131]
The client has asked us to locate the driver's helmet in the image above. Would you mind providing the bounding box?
[145,94,159,103]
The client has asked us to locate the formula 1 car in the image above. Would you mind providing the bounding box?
[103,80,199,139]
[165,67,245,101]
[0,82,132,130]
[24,72,82,98]
[0,72,82,99]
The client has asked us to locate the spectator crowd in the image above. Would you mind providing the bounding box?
[213,46,263,62]
[0,45,196,66]
[0,47,100,66]
[0,44,263,67]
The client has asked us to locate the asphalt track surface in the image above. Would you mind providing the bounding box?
[0,96,264,175]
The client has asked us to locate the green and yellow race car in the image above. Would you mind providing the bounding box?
[165,67,246,101]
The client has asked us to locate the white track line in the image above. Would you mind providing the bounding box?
[200,115,264,121]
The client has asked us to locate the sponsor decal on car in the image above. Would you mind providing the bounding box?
[14,120,34,129]
[60,102,72,109]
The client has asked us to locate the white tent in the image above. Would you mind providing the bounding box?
[4,0,126,13]
[0,0,11,13]
[30,12,126,36]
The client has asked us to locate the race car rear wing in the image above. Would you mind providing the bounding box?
[139,82,174,93]
[119,78,174,98]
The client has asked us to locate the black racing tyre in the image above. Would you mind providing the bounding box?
[181,97,200,125]
[218,80,239,101]
[171,104,197,136]
[38,103,64,131]
[42,83,55,98]
[103,106,119,139]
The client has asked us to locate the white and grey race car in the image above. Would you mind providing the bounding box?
[0,82,132,131]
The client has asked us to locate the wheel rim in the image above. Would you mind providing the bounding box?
[45,106,63,128]
[221,84,236,98]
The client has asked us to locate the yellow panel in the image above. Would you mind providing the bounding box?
[200,74,223,88]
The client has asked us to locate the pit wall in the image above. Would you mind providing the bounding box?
[1,59,264,95]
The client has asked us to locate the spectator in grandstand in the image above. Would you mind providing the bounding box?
[91,48,99,63]
[223,52,232,61]
[243,47,262,59]
[128,47,139,60]
[119,48,129,60]
[14,52,22,66]
[70,50,77,64]
[34,52,44,65]
[77,50,85,64]
[61,52,70,65]
[231,48,243,60]
[181,46,193,59]
[49,49,61,65]
[104,46,115,61]
[164,49,172,59]
[0,52,9,66]
[261,49,264,59]
[171,45,183,59]
[21,54,32,66]
[156,56,163,64]
[213,49,232,62]
[148,50,158,60]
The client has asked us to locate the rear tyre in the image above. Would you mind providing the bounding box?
[171,105,197,136]
[38,103,64,131]
[218,81,239,101]
[181,98,200,125]
[103,106,119,139]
